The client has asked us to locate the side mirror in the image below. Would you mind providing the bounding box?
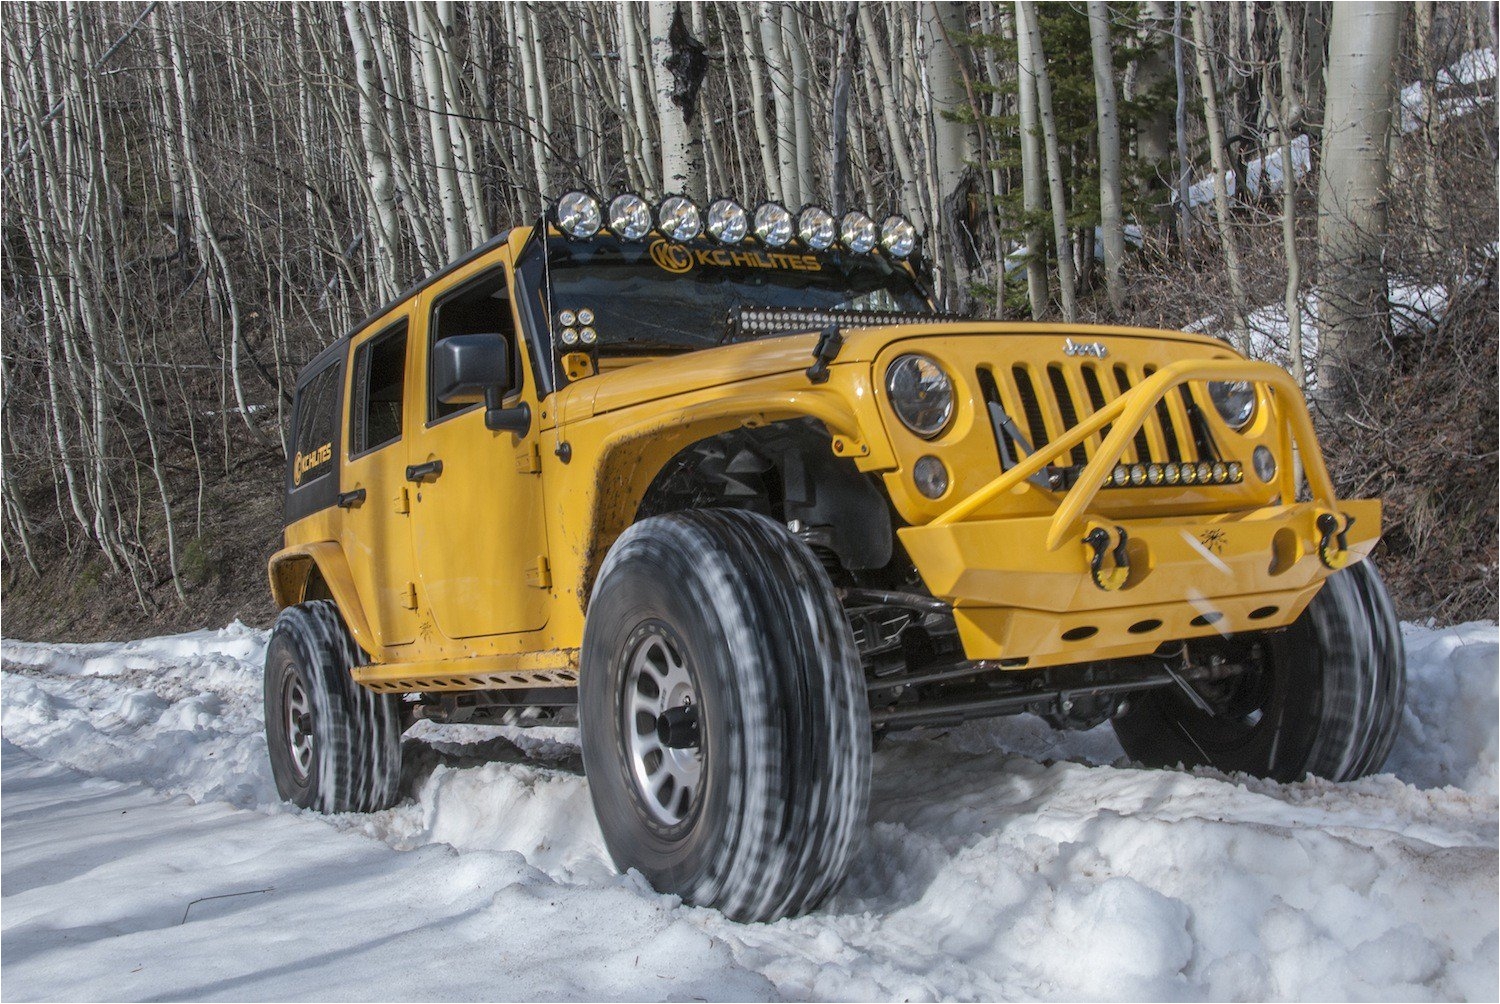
[431,334,531,435]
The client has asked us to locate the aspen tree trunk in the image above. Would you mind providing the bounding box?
[1133,1,1173,200]
[1273,1,1305,386]
[760,2,799,206]
[1014,0,1048,318]
[1016,0,1077,321]
[1089,0,1126,313]
[1173,1,1192,244]
[649,1,706,200]
[1316,1,1401,404]
[924,1,978,309]
[1191,1,1251,350]
[1414,1,1444,256]
[736,4,782,200]
[831,4,858,215]
[859,5,925,228]
[343,1,401,296]
[782,6,816,204]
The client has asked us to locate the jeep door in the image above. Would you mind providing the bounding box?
[406,256,548,640]
[339,316,419,647]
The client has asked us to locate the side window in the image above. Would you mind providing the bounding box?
[429,267,515,422]
[292,363,339,489]
[350,322,408,456]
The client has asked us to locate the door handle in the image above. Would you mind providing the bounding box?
[337,488,367,509]
[406,459,443,483]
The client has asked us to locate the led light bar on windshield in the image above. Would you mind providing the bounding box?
[548,191,919,258]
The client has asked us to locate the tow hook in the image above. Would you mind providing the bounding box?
[1316,512,1354,569]
[1084,525,1131,591]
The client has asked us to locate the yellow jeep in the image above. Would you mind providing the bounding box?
[264,192,1404,922]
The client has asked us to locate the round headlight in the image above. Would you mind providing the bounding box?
[554,191,601,239]
[753,202,793,247]
[560,326,580,346]
[1208,380,1256,430]
[579,326,598,345]
[797,206,836,251]
[886,354,954,439]
[607,193,651,240]
[839,211,877,253]
[913,456,950,499]
[880,215,918,258]
[706,198,748,244]
[657,196,702,241]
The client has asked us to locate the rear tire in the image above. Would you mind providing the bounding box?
[580,509,870,922]
[1113,560,1405,782]
[264,599,403,812]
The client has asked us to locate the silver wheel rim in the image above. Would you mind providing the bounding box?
[624,627,702,827]
[283,673,314,783]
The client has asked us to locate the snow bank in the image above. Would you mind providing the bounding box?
[2,619,1496,1000]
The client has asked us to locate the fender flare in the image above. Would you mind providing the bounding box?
[267,541,378,657]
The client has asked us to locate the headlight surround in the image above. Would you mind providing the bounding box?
[1208,380,1257,430]
[886,354,955,439]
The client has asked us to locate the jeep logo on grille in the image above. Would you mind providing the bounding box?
[1063,338,1108,359]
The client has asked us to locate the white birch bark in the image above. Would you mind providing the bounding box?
[1089,0,1126,313]
[1017,0,1077,321]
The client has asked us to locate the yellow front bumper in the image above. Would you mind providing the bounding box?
[899,498,1380,666]
[894,357,1380,668]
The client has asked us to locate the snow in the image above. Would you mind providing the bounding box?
[3,620,1497,1000]
[1401,48,1497,134]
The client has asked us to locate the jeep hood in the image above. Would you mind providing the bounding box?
[566,321,1231,421]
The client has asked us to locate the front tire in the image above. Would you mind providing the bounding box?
[1113,560,1405,782]
[263,600,403,812]
[580,509,870,923]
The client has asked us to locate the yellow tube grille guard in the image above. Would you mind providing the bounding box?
[929,359,1331,549]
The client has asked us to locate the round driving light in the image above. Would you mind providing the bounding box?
[913,456,950,499]
[607,193,651,240]
[753,202,793,247]
[554,191,601,239]
[560,326,580,346]
[1253,446,1277,483]
[885,354,954,439]
[1164,463,1182,485]
[577,307,595,325]
[1130,463,1148,486]
[880,215,918,258]
[1112,464,1130,487]
[657,196,702,241]
[839,211,877,253]
[1212,462,1228,484]
[706,198,749,244]
[1147,463,1165,485]
[1197,462,1214,483]
[1181,463,1199,484]
[1227,461,1243,483]
[579,326,598,345]
[797,206,836,250]
[558,309,577,327]
[1208,380,1257,430]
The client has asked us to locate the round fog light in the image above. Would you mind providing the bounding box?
[913,456,949,499]
[1112,464,1130,487]
[1253,446,1277,483]
[1147,463,1165,485]
[1130,463,1148,486]
[560,326,579,346]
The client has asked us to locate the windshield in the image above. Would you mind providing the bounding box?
[536,234,932,354]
